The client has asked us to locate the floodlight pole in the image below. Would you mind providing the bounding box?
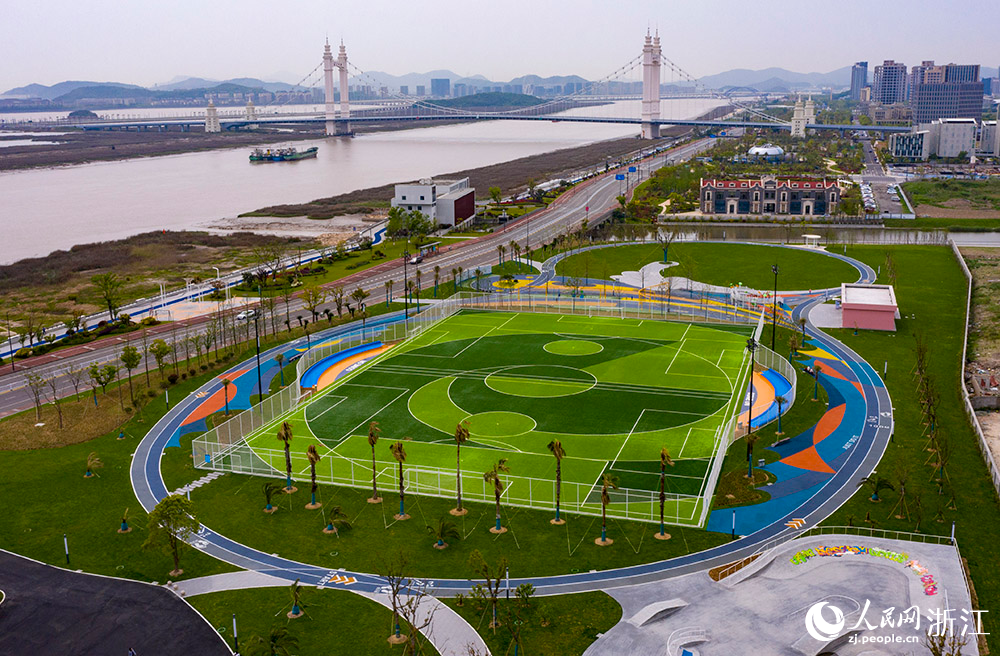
[402,250,410,328]
[771,264,779,352]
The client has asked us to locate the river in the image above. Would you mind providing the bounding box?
[0,99,725,264]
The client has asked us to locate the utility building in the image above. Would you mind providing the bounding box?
[392,178,476,227]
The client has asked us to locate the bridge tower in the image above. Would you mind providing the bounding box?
[245,99,258,127]
[204,100,221,133]
[323,40,337,136]
[336,41,351,135]
[641,31,662,139]
[790,96,807,138]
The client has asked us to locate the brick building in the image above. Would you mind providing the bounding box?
[699,177,840,216]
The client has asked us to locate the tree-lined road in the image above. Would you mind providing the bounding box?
[0,136,714,418]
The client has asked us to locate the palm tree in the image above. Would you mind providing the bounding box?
[221,378,231,416]
[262,481,283,513]
[797,316,807,340]
[427,517,461,549]
[367,421,381,503]
[243,625,299,656]
[322,505,351,534]
[497,243,506,266]
[306,445,322,509]
[85,452,103,478]
[775,395,787,435]
[657,447,675,539]
[274,353,285,387]
[598,473,619,545]
[119,507,131,533]
[547,440,566,524]
[858,475,895,502]
[288,578,304,618]
[390,440,409,520]
[384,279,394,307]
[452,421,470,516]
[457,266,464,292]
[276,421,295,492]
[484,459,510,533]
[510,240,520,266]
[433,265,441,297]
[745,432,760,480]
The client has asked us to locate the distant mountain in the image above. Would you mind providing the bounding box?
[53,82,267,103]
[156,76,301,93]
[1,80,141,99]
[507,74,589,87]
[697,67,852,90]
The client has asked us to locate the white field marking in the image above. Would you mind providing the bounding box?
[308,395,348,423]
[663,341,685,376]
[467,437,526,453]
[677,427,694,458]
[607,409,647,474]
[610,467,706,480]
[446,312,520,360]
[336,388,410,445]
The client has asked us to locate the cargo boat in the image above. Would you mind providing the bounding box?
[249,146,318,162]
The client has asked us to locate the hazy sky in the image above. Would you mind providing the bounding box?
[4,0,998,90]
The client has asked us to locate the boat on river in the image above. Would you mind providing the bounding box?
[249,146,318,162]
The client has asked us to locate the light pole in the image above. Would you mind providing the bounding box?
[745,337,757,435]
[6,309,13,373]
[402,250,410,327]
[770,264,780,352]
[253,287,263,404]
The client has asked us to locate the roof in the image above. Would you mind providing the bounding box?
[841,283,897,307]
[701,178,838,190]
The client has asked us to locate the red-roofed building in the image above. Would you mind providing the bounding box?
[700,176,840,216]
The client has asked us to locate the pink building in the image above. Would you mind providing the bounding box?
[840,284,899,331]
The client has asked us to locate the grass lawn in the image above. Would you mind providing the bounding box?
[821,245,1000,651]
[188,587,440,656]
[902,178,1000,211]
[492,261,539,276]
[883,217,1000,230]
[186,472,730,580]
[444,591,621,656]
[0,369,240,583]
[555,243,860,290]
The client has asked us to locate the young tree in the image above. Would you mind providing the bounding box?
[91,272,125,321]
[774,395,787,434]
[44,375,64,429]
[88,363,118,396]
[243,626,299,656]
[452,421,470,516]
[367,421,382,503]
[427,517,461,549]
[349,287,370,312]
[433,265,441,298]
[24,371,46,422]
[547,440,566,525]
[489,186,502,205]
[857,475,895,502]
[384,279,394,307]
[597,473,619,545]
[148,338,173,382]
[142,494,200,577]
[332,286,346,317]
[301,283,327,323]
[220,378,231,416]
[120,343,142,405]
[276,421,295,492]
[85,451,103,478]
[468,550,508,631]
[389,440,409,520]
[745,432,760,480]
[274,353,285,387]
[322,505,351,534]
[306,444,322,509]
[484,459,510,534]
[287,578,305,618]
[262,481,283,513]
[65,364,87,402]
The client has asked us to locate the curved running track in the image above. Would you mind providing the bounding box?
[131,246,890,597]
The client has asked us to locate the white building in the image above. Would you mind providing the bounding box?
[391,177,476,227]
[979,120,1000,156]
[923,118,977,158]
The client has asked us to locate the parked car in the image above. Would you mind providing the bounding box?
[236,309,257,322]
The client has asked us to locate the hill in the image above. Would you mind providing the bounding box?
[430,92,545,108]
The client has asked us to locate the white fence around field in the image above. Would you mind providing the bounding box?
[193,292,759,527]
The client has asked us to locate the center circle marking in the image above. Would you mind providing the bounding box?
[543,339,604,356]
[462,411,537,437]
[484,364,597,398]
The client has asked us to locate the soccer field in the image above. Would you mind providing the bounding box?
[242,309,753,526]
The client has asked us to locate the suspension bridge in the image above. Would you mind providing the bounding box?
[78,34,910,136]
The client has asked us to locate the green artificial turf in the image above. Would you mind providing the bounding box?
[556,242,860,290]
[231,310,751,526]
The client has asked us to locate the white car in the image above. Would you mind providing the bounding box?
[236,309,257,322]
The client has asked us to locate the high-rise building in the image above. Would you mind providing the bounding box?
[430,78,450,97]
[453,83,468,97]
[909,62,982,123]
[416,85,425,97]
[873,60,908,104]
[400,85,409,95]
[850,62,868,101]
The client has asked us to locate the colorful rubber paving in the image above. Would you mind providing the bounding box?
[131,242,889,596]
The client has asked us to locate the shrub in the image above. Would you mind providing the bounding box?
[14,348,31,359]
[200,365,208,371]
[181,373,187,380]
[167,373,179,385]
[140,317,159,326]
[146,389,157,398]
[189,369,197,376]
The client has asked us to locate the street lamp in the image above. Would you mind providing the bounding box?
[770,264,780,352]
[745,337,758,434]
[360,302,367,339]
[402,250,410,326]
[253,286,263,405]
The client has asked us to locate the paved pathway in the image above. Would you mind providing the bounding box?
[128,244,892,605]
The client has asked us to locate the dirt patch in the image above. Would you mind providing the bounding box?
[961,248,1000,366]
[917,204,1000,219]
[975,412,1000,474]
[0,394,132,450]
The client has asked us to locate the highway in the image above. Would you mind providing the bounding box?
[0,135,715,418]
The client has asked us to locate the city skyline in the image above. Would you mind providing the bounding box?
[3,0,998,92]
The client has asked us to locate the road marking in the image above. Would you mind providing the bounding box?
[785,518,806,529]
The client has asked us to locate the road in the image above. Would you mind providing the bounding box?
[0,136,715,418]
